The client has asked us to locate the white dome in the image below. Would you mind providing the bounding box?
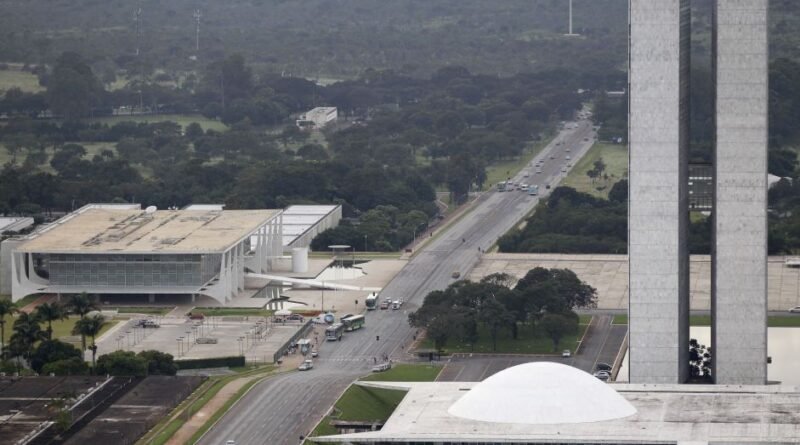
[447,362,636,424]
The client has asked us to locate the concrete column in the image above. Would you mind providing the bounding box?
[628,0,691,384]
[712,0,768,385]
[148,293,155,303]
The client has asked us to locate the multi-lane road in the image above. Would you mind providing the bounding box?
[199,118,598,445]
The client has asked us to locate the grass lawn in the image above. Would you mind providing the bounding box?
[0,68,44,93]
[560,143,628,198]
[86,114,228,132]
[361,363,442,382]
[483,135,552,191]
[190,307,273,317]
[109,307,172,315]
[419,321,588,355]
[2,316,117,346]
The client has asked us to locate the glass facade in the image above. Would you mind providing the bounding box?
[43,253,221,288]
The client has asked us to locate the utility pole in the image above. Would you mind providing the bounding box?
[566,0,579,36]
[193,9,202,54]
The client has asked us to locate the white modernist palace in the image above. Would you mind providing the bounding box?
[295,106,337,130]
[7,204,282,304]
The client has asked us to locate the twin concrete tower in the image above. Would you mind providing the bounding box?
[629,1,768,384]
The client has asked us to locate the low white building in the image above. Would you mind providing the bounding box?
[296,107,338,130]
[7,204,283,304]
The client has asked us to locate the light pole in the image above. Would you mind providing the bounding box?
[177,337,183,357]
[364,235,368,252]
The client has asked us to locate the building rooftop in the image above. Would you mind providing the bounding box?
[17,208,280,254]
[0,217,34,234]
[281,205,340,247]
[448,362,636,424]
[315,363,800,444]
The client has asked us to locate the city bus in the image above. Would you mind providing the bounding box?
[342,314,366,332]
[365,292,379,310]
[496,181,507,192]
[325,323,345,341]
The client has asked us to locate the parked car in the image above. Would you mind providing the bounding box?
[187,312,204,320]
[311,350,318,358]
[287,314,304,321]
[298,359,314,371]
[562,349,571,358]
[789,306,800,313]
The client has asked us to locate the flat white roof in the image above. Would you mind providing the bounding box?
[279,205,340,247]
[0,217,34,233]
[18,208,280,254]
[316,380,800,443]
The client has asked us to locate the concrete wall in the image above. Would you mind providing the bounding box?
[0,239,23,295]
[628,0,691,384]
[712,0,769,385]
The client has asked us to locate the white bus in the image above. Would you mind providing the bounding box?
[365,293,379,310]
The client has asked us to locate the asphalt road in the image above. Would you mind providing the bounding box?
[199,119,598,445]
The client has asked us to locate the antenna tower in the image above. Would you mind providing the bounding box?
[194,9,202,54]
[134,7,142,56]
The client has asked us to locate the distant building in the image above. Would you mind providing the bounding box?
[296,107,338,130]
[0,217,34,236]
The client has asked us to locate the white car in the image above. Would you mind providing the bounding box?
[298,359,314,371]
[789,306,800,313]
[562,349,571,358]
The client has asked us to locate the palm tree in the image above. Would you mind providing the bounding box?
[35,302,68,340]
[9,312,47,365]
[73,314,105,372]
[0,299,16,360]
[66,293,97,351]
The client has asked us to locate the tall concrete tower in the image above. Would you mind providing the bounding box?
[628,0,691,384]
[628,0,768,385]
[711,0,769,385]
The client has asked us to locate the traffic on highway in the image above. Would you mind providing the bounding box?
[198,116,598,445]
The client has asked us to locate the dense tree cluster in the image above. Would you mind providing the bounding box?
[409,269,596,352]
[498,186,628,254]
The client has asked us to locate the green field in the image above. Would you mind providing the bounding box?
[190,307,273,317]
[419,320,589,355]
[560,143,628,198]
[86,114,228,132]
[0,68,44,93]
[361,363,442,382]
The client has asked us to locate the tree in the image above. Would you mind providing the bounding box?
[35,302,68,340]
[72,314,105,372]
[46,52,104,120]
[138,350,177,376]
[95,350,148,376]
[479,298,515,352]
[0,300,16,360]
[9,312,47,364]
[42,357,89,376]
[66,293,97,352]
[30,339,82,374]
[539,313,578,351]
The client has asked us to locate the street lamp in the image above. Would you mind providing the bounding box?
[364,235,368,252]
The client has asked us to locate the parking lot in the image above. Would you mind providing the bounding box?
[93,315,304,363]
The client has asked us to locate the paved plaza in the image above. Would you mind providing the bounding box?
[471,254,800,311]
[92,316,303,363]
